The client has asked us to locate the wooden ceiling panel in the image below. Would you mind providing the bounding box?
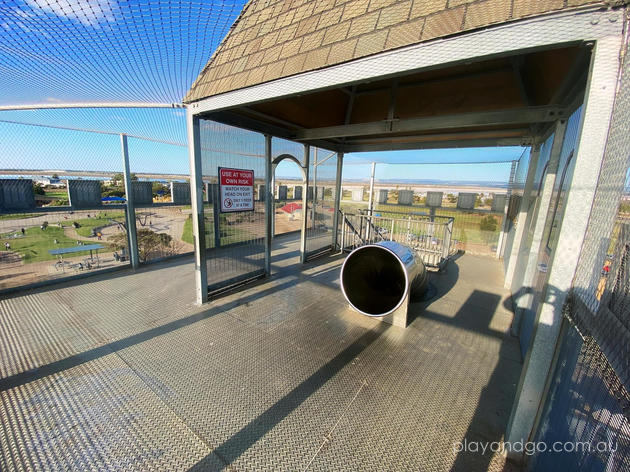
[250,89,348,128]
[220,45,586,150]
[396,69,524,119]
[522,47,583,105]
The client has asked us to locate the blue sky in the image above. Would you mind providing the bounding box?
[0,0,523,186]
[0,109,523,183]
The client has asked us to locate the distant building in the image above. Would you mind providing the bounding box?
[35,177,64,188]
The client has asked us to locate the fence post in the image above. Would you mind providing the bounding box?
[340,212,346,253]
[120,134,139,269]
[264,135,272,276]
[332,152,344,250]
[496,160,517,258]
[311,147,317,234]
[390,218,395,241]
[365,162,376,240]
[300,144,310,263]
[212,183,220,249]
[185,113,208,305]
[442,219,453,262]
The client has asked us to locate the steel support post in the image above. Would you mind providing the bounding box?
[264,135,273,276]
[311,148,317,230]
[496,160,518,258]
[212,184,221,249]
[120,134,139,269]
[514,120,567,321]
[504,146,541,289]
[506,35,622,459]
[300,144,310,263]
[331,152,344,250]
[270,165,276,238]
[366,162,376,240]
[186,111,208,305]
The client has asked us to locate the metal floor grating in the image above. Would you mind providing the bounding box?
[1,233,522,471]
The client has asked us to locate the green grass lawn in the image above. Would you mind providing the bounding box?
[71,212,125,237]
[1,226,108,263]
[182,216,193,244]
[44,190,68,198]
[181,215,255,248]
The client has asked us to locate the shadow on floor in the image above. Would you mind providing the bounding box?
[188,325,388,470]
[424,290,521,471]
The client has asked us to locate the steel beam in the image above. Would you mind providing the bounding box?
[120,134,140,270]
[186,112,208,305]
[293,106,564,141]
[264,135,273,276]
[332,152,344,249]
[0,102,185,111]
[300,144,310,263]
[207,111,340,152]
[366,162,376,240]
[341,137,528,153]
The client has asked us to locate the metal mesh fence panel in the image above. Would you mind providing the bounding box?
[519,107,583,358]
[271,138,305,237]
[127,136,193,263]
[338,161,511,257]
[503,150,531,273]
[0,121,133,292]
[305,148,337,257]
[529,43,630,470]
[510,132,555,298]
[199,119,266,294]
[0,207,130,290]
[529,322,630,471]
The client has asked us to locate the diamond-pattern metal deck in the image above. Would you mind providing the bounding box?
[1,234,521,471]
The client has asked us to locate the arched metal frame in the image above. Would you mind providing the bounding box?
[270,153,307,243]
[271,153,307,179]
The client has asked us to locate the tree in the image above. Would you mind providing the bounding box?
[447,193,457,203]
[33,183,45,195]
[109,228,173,262]
[480,215,498,233]
[52,173,59,179]
[112,172,137,183]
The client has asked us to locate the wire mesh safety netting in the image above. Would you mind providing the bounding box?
[0,113,200,290]
[517,106,583,359]
[199,119,266,294]
[270,137,305,238]
[0,121,133,291]
[0,0,246,106]
[305,147,337,257]
[528,49,630,471]
[338,160,514,257]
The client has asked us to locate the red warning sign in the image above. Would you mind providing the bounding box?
[219,167,254,213]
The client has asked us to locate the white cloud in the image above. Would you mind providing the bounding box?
[26,0,116,27]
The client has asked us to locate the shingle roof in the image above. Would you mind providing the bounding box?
[185,0,605,103]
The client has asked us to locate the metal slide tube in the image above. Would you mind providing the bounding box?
[340,241,427,317]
